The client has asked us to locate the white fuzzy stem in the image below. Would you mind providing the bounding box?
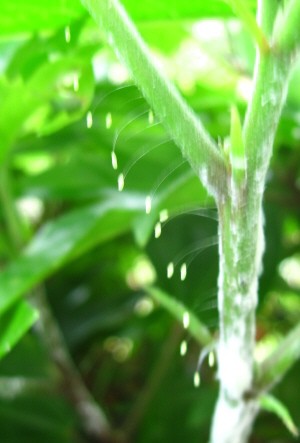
[211,393,259,443]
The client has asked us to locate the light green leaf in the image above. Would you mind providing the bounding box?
[0,0,257,38]
[27,56,94,135]
[0,76,40,163]
[0,192,144,316]
[0,55,94,164]
[0,0,85,36]
[120,0,256,21]
[259,393,299,437]
[0,301,39,360]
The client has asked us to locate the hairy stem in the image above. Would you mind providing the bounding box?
[273,0,300,56]
[210,1,295,441]
[81,1,300,442]
[210,191,262,443]
[229,0,269,53]
[81,0,228,199]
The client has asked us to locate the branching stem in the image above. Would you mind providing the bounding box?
[32,287,112,441]
[81,1,300,442]
[209,0,297,441]
[81,0,228,200]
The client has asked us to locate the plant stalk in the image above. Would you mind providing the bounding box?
[210,2,294,441]
[81,1,300,441]
[210,188,262,443]
[81,0,228,200]
[32,287,112,441]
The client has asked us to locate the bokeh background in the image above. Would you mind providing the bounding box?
[1,1,300,442]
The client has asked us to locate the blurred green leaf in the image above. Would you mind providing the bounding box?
[0,0,85,35]
[0,193,145,316]
[0,391,77,443]
[0,75,39,162]
[259,393,299,437]
[121,0,256,21]
[0,333,51,378]
[0,1,300,442]
[0,301,38,360]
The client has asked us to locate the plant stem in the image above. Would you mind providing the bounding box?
[81,1,300,441]
[273,0,300,56]
[81,0,228,200]
[32,287,112,441]
[210,191,262,443]
[210,1,295,441]
[229,0,269,53]
[258,0,278,39]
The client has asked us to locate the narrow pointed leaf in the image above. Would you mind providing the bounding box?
[259,394,299,437]
[0,301,39,360]
[0,193,144,316]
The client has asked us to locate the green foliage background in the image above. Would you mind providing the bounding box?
[1,1,300,441]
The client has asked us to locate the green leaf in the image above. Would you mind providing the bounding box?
[0,55,94,164]
[0,0,257,38]
[0,0,85,36]
[146,286,212,346]
[259,393,299,437]
[0,193,144,316]
[273,0,300,56]
[0,76,40,163]
[0,301,39,360]
[119,0,256,21]
[0,391,77,443]
[26,56,94,135]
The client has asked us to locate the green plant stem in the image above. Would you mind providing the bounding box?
[255,322,300,393]
[210,192,261,443]
[229,0,269,53]
[32,287,112,441]
[273,0,300,55]
[210,1,296,442]
[81,1,300,442]
[81,0,228,200]
[258,0,278,39]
